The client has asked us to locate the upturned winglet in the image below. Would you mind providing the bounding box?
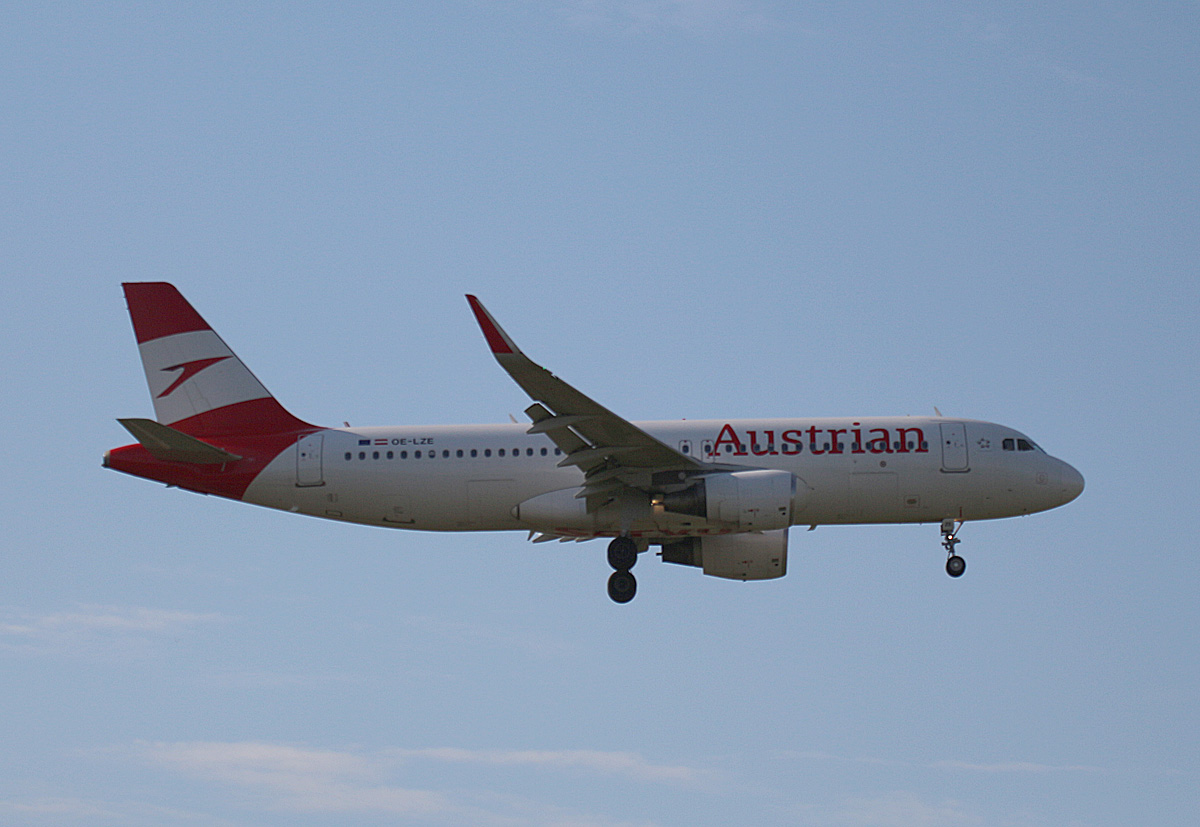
[465,295,519,355]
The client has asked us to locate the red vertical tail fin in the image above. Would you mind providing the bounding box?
[123,283,314,437]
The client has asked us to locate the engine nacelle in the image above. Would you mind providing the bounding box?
[660,469,795,531]
[660,530,788,580]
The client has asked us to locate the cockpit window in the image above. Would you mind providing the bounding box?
[1017,439,1035,451]
[1002,438,1015,451]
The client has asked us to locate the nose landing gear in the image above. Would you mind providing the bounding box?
[942,518,966,578]
[606,536,638,603]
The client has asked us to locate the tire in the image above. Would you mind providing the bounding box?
[946,555,966,578]
[607,536,638,571]
[607,570,637,603]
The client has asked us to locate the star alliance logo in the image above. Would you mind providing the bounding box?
[157,356,230,398]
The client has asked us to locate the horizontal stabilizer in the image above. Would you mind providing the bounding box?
[117,418,242,465]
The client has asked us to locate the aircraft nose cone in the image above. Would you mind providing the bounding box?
[1060,462,1085,504]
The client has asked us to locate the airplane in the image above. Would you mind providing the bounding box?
[104,283,1084,603]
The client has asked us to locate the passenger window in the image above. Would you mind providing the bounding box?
[344,452,351,461]
[442,450,449,458]
[456,449,463,458]
[358,451,366,460]
[373,451,379,459]
[526,448,533,456]
[555,448,562,455]
[498,449,505,457]
[401,451,408,459]
[415,450,422,459]
[387,451,394,459]
[540,447,547,456]
[470,449,477,458]
[484,449,491,457]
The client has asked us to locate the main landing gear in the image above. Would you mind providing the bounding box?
[942,518,966,578]
[606,536,638,603]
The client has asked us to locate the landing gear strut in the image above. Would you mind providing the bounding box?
[606,537,638,603]
[942,519,966,578]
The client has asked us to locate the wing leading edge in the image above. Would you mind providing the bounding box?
[466,295,704,511]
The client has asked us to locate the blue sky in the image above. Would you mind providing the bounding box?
[2,2,1198,825]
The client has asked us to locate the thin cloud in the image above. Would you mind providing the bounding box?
[0,796,230,826]
[137,740,693,824]
[141,741,449,816]
[0,797,118,818]
[392,747,706,784]
[0,604,227,655]
[782,748,1106,776]
[932,759,1105,774]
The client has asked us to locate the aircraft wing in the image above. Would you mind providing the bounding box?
[467,295,704,508]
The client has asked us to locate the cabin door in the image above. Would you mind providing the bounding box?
[939,423,969,472]
[296,432,324,486]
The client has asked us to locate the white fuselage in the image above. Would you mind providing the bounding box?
[244,417,1081,537]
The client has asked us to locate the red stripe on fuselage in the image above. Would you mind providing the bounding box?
[105,429,306,501]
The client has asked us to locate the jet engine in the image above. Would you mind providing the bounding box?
[658,469,795,531]
[660,529,788,580]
